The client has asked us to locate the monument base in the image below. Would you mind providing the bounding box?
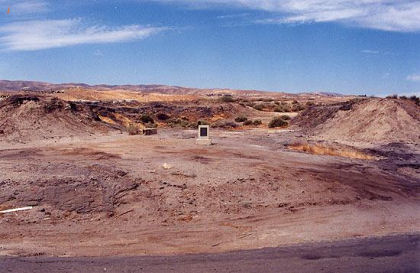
[196,138,212,145]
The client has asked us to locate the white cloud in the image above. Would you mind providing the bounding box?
[0,19,166,51]
[406,74,420,82]
[361,49,379,54]
[155,0,420,32]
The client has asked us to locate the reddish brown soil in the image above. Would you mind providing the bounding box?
[0,89,418,258]
[0,129,418,257]
[0,95,112,143]
[292,98,420,144]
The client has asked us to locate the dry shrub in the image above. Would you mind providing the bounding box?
[140,114,154,124]
[127,123,140,135]
[269,116,288,128]
[253,119,262,125]
[235,116,248,122]
[219,95,235,103]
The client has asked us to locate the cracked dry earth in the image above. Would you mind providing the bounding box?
[0,129,419,257]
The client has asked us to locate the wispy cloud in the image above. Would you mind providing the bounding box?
[217,13,250,19]
[154,0,420,32]
[361,49,379,54]
[406,73,420,82]
[0,19,166,51]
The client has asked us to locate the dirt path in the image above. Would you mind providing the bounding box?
[1,234,419,273]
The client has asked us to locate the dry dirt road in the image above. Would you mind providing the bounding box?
[1,234,419,273]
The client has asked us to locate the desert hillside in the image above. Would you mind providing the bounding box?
[0,82,418,259]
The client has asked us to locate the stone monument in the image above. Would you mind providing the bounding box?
[196,125,212,145]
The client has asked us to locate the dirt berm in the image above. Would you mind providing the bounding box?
[0,95,112,142]
[292,98,420,144]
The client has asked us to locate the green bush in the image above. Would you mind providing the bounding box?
[235,116,248,122]
[269,117,288,128]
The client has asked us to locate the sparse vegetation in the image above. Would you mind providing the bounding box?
[269,116,289,128]
[127,123,140,135]
[409,95,419,105]
[156,113,170,120]
[291,103,305,112]
[253,119,262,125]
[213,120,237,128]
[220,95,235,103]
[280,115,291,120]
[235,116,248,122]
[243,120,253,125]
[140,114,154,124]
[274,104,292,112]
[168,118,190,128]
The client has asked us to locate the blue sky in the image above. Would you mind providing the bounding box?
[0,0,419,95]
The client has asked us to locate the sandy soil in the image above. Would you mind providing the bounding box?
[0,128,419,257]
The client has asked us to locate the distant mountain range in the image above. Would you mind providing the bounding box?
[0,80,345,97]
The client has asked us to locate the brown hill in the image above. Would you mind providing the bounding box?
[0,95,112,143]
[0,80,348,99]
[293,98,420,144]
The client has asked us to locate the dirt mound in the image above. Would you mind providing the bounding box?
[293,98,420,144]
[0,95,112,142]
